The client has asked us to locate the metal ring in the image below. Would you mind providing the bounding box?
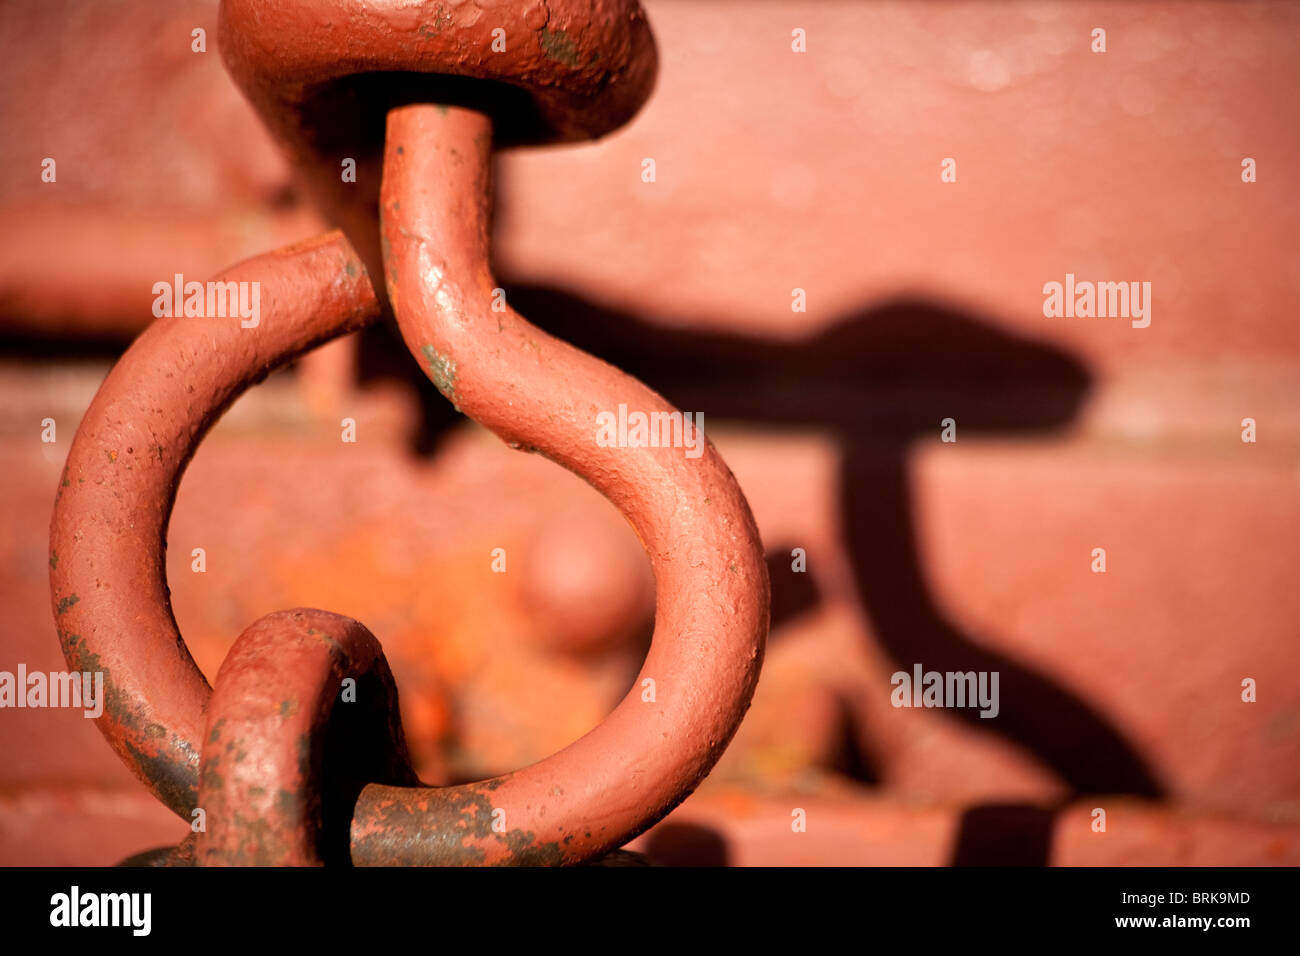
[50,231,379,817]
[198,608,417,866]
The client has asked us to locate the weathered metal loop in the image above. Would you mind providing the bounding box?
[50,232,379,818]
[52,0,770,865]
[198,609,418,866]
[219,0,657,146]
[218,0,659,293]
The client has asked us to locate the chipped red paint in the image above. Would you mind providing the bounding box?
[198,609,418,866]
[219,0,657,146]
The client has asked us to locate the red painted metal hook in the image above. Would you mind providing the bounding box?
[51,0,769,865]
[351,103,768,864]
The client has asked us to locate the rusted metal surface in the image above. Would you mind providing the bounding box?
[49,0,769,865]
[219,0,657,144]
[198,609,417,866]
[49,231,380,818]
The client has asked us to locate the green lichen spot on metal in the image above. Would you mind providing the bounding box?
[539,27,580,67]
[418,6,453,38]
[502,829,565,866]
[56,594,79,614]
[49,551,57,569]
[344,260,359,278]
[60,632,94,677]
[421,344,457,398]
[435,104,449,116]
[124,738,199,815]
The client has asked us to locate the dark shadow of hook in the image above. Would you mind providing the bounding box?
[485,283,1163,800]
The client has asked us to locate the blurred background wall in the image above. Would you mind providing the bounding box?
[1,0,1298,865]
